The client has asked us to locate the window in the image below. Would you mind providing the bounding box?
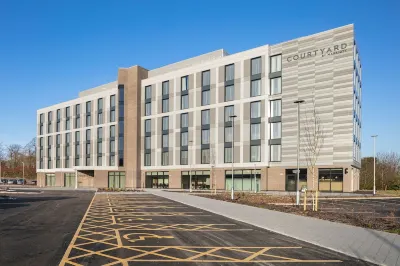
[162,99,169,113]
[86,101,92,126]
[225,85,234,101]
[270,100,282,117]
[65,107,71,130]
[110,125,115,138]
[180,150,188,165]
[162,116,169,131]
[56,109,61,132]
[162,81,169,95]
[47,111,52,133]
[162,134,169,148]
[56,134,60,145]
[202,70,210,86]
[145,103,151,116]
[251,123,261,140]
[97,155,102,166]
[144,153,151,166]
[181,132,188,146]
[97,141,102,154]
[145,119,151,133]
[97,98,103,124]
[39,114,44,135]
[145,136,151,149]
[250,101,261,118]
[110,95,116,122]
[145,86,152,99]
[201,129,210,144]
[251,57,262,75]
[225,64,234,81]
[109,154,115,166]
[224,105,234,122]
[270,145,281,162]
[75,131,80,143]
[97,127,103,140]
[202,89,210,106]
[181,95,189,109]
[201,109,210,125]
[251,79,261,97]
[271,77,282,95]
[270,122,281,139]
[224,147,232,163]
[181,113,188,128]
[270,54,282,73]
[181,76,188,91]
[250,145,261,162]
[86,129,91,141]
[74,104,80,129]
[224,127,233,142]
[162,151,169,166]
[201,149,210,164]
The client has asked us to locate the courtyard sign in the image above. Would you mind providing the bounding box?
[286,43,349,62]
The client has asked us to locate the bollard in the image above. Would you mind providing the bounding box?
[303,191,307,211]
[315,190,318,211]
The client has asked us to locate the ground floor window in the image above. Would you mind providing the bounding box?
[181,170,210,189]
[225,170,261,191]
[108,171,126,189]
[319,168,343,192]
[145,172,169,188]
[45,173,56,187]
[64,173,75,187]
[285,169,307,191]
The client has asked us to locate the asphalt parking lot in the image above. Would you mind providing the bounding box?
[0,189,94,266]
[319,197,400,220]
[60,193,374,265]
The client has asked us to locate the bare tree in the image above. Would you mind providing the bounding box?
[301,92,325,190]
[377,152,400,190]
[7,144,23,169]
[0,142,6,161]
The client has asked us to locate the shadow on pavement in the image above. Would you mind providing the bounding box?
[0,196,76,210]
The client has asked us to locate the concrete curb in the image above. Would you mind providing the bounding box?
[152,191,400,266]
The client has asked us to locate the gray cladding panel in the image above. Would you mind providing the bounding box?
[279,24,355,166]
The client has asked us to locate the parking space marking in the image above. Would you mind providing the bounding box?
[60,194,343,265]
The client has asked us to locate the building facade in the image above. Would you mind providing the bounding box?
[37,24,362,192]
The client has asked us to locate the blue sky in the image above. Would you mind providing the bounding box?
[0,0,399,156]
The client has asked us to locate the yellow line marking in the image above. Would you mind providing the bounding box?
[59,194,96,266]
[116,229,123,247]
[244,247,271,261]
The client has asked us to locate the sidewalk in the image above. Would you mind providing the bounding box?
[152,190,400,266]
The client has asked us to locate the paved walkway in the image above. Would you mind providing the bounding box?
[152,190,400,266]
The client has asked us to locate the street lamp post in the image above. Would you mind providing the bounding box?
[229,115,237,200]
[254,164,257,193]
[22,162,25,185]
[372,135,378,195]
[189,140,193,193]
[294,100,305,206]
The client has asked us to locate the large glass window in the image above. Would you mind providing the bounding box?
[201,129,210,144]
[145,172,169,188]
[270,99,282,117]
[97,98,103,124]
[225,64,234,81]
[202,70,210,86]
[144,153,151,166]
[108,172,126,189]
[162,151,169,166]
[181,113,188,128]
[145,119,151,133]
[162,116,169,131]
[181,132,188,146]
[110,95,116,122]
[250,101,261,118]
[270,145,281,162]
[180,150,188,165]
[162,99,169,113]
[65,107,71,130]
[202,89,210,106]
[145,103,151,116]
[201,109,210,125]
[270,122,281,139]
[271,77,282,95]
[224,147,232,163]
[162,134,169,148]
[225,85,234,101]
[145,136,151,149]
[47,111,52,133]
[270,54,282,73]
[318,168,343,192]
[224,105,234,122]
[251,57,262,75]
[162,81,169,95]
[250,145,261,162]
[225,127,233,142]
[181,76,188,91]
[145,85,152,99]
[201,149,210,164]
[251,79,261,97]
[181,95,189,109]
[225,170,261,191]
[251,123,261,140]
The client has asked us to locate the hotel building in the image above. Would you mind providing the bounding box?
[36,24,362,192]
